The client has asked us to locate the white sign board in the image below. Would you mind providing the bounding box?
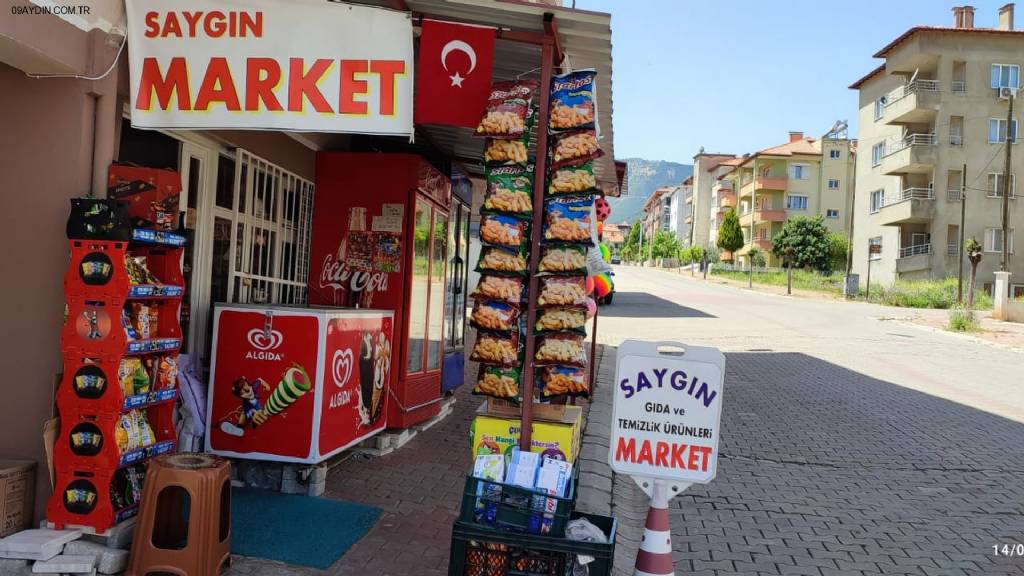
[125,0,414,136]
[609,340,725,484]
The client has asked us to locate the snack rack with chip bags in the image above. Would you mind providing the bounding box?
[47,227,185,533]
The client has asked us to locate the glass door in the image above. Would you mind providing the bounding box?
[427,209,448,371]
[445,200,470,352]
[178,141,215,363]
[406,198,431,375]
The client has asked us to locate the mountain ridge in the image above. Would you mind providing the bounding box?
[607,158,694,225]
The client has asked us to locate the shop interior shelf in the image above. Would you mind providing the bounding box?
[130,228,185,247]
[117,439,175,468]
[122,387,178,411]
[125,338,182,355]
[126,284,184,298]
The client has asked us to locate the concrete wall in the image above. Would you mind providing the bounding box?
[0,59,119,521]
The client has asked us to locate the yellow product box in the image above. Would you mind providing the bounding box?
[470,403,582,463]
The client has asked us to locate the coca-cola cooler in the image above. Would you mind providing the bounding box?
[309,153,451,429]
[205,304,394,463]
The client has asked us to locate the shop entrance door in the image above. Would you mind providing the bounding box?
[178,140,218,366]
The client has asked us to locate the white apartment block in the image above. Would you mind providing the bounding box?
[851,4,1024,296]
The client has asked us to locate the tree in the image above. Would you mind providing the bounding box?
[748,246,767,268]
[827,232,849,273]
[620,220,642,262]
[965,237,983,312]
[649,230,681,260]
[771,215,832,272]
[678,245,693,265]
[717,209,744,260]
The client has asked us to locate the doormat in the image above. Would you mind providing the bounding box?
[231,487,382,569]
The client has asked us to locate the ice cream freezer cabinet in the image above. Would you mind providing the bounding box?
[205,304,394,463]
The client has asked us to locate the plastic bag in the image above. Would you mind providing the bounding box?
[544,198,594,245]
[472,275,525,305]
[535,333,586,366]
[537,276,587,308]
[484,165,534,216]
[549,70,596,132]
[550,129,603,169]
[480,214,528,249]
[473,365,521,400]
[476,80,538,139]
[538,245,587,274]
[538,365,589,397]
[535,308,587,333]
[477,246,528,275]
[470,332,520,366]
[470,300,520,332]
[548,163,597,196]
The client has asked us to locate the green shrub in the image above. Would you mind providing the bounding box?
[947,305,980,332]
[869,278,992,310]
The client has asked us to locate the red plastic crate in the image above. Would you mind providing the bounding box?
[54,408,177,472]
[57,352,179,415]
[47,466,146,532]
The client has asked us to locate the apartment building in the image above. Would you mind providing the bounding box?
[673,177,695,244]
[641,186,673,242]
[691,153,740,248]
[850,4,1024,295]
[719,131,855,266]
[706,157,744,253]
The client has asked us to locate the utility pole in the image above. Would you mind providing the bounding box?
[1001,92,1014,272]
[749,159,757,288]
[957,163,967,303]
[845,144,857,298]
[638,219,644,266]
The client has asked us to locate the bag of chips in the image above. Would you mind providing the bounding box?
[549,70,597,132]
[473,365,521,400]
[483,106,536,166]
[470,331,520,366]
[537,276,587,308]
[548,162,597,196]
[472,275,525,305]
[118,357,150,396]
[157,355,178,389]
[477,246,529,275]
[550,129,603,170]
[470,300,520,332]
[538,365,589,397]
[484,165,534,216]
[538,245,587,274]
[480,214,528,249]
[535,308,587,334]
[544,197,594,245]
[534,333,587,367]
[476,80,538,139]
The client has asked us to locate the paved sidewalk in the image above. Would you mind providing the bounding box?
[577,343,1024,576]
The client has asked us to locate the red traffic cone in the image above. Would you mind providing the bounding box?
[634,480,674,576]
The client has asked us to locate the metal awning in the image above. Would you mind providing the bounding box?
[379,0,616,193]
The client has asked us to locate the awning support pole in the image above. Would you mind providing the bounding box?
[519,13,558,451]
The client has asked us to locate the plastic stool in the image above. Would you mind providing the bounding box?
[127,453,231,576]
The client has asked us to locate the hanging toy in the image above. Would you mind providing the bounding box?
[594,272,614,299]
[586,275,595,295]
[599,243,611,263]
[585,297,597,319]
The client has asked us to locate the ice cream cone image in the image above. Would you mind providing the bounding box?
[261,365,312,418]
[372,332,391,422]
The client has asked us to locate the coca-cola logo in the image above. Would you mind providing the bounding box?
[319,254,389,293]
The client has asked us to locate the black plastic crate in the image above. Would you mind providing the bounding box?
[458,467,578,536]
[449,511,617,576]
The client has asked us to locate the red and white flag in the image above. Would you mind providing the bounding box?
[415,20,495,128]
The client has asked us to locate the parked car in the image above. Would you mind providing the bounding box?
[610,254,621,264]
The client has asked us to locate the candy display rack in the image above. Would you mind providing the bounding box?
[47,229,185,533]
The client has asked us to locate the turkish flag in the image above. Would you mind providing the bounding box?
[416,20,495,128]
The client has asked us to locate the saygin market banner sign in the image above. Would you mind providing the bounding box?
[125,0,414,136]
[609,340,725,484]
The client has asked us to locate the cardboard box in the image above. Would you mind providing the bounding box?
[471,404,582,463]
[0,460,36,538]
[107,165,181,230]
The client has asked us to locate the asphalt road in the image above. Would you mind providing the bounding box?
[596,265,1024,575]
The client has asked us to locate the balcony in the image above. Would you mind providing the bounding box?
[947,242,959,256]
[739,175,788,197]
[896,244,932,274]
[881,133,936,175]
[739,209,786,227]
[947,188,962,202]
[884,80,940,125]
[717,192,736,211]
[737,239,773,255]
[877,187,935,225]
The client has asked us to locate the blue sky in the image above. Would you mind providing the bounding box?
[576,0,1015,163]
